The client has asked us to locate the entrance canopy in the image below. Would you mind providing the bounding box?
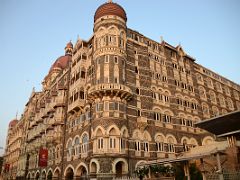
[137,141,228,167]
[195,110,240,138]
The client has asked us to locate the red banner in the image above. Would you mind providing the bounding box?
[38,148,48,167]
[4,164,10,172]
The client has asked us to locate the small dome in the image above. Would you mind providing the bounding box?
[9,119,18,127]
[49,55,71,72]
[94,2,127,22]
[66,41,73,49]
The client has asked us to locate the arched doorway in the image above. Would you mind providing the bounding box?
[53,168,60,180]
[76,165,88,180]
[116,161,123,177]
[42,171,46,180]
[65,167,74,180]
[113,158,128,178]
[35,172,40,180]
[26,172,31,180]
[90,162,97,174]
[47,170,53,180]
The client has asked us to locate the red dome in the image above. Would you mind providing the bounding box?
[49,55,71,72]
[94,2,127,22]
[9,119,18,127]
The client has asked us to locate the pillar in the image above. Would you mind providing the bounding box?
[183,161,190,180]
[216,153,224,180]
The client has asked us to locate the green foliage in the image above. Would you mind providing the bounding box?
[173,163,185,180]
[150,164,175,177]
[189,164,203,180]
[134,166,149,179]
[174,163,203,180]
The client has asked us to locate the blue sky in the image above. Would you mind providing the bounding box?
[0,0,239,155]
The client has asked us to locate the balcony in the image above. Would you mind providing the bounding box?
[68,99,85,113]
[46,125,54,131]
[88,83,132,101]
[51,90,58,97]
[36,118,43,123]
[54,97,65,108]
[58,84,68,90]
[52,118,64,127]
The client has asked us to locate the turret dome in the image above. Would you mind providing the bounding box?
[94,1,127,22]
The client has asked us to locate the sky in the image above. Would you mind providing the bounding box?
[0,0,240,155]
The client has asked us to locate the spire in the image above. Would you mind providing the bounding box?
[15,111,18,120]
[160,36,163,43]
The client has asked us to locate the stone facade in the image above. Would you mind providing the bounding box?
[2,1,240,180]
[3,119,23,179]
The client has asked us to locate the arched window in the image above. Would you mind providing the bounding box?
[155,135,165,152]
[67,140,73,159]
[133,131,141,155]
[143,131,151,154]
[196,73,203,83]
[233,90,239,100]
[191,99,198,110]
[120,129,128,151]
[199,86,206,99]
[119,31,124,48]
[79,90,85,99]
[163,111,173,123]
[55,146,61,160]
[226,98,234,110]
[236,101,240,110]
[74,137,80,156]
[81,134,88,154]
[80,67,86,78]
[202,103,210,117]
[135,141,141,151]
[167,137,175,153]
[209,91,217,103]
[163,90,170,103]
[215,82,222,92]
[109,128,117,150]
[224,86,231,96]
[176,94,183,106]
[154,111,162,121]
[182,139,189,151]
[96,128,104,151]
[206,78,213,88]
[218,94,226,107]
[212,106,219,117]
[222,109,228,115]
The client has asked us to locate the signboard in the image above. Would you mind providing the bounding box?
[38,148,48,167]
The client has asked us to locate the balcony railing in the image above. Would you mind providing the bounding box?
[88,83,132,100]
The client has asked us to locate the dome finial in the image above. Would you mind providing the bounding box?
[108,0,113,3]
[65,41,73,56]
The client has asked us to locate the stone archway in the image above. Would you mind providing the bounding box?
[42,171,46,180]
[75,164,88,180]
[90,162,97,174]
[35,172,40,180]
[47,170,53,180]
[65,167,74,180]
[53,168,60,180]
[26,172,31,180]
[112,158,128,178]
[116,161,124,177]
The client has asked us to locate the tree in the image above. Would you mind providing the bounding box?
[134,166,149,180]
